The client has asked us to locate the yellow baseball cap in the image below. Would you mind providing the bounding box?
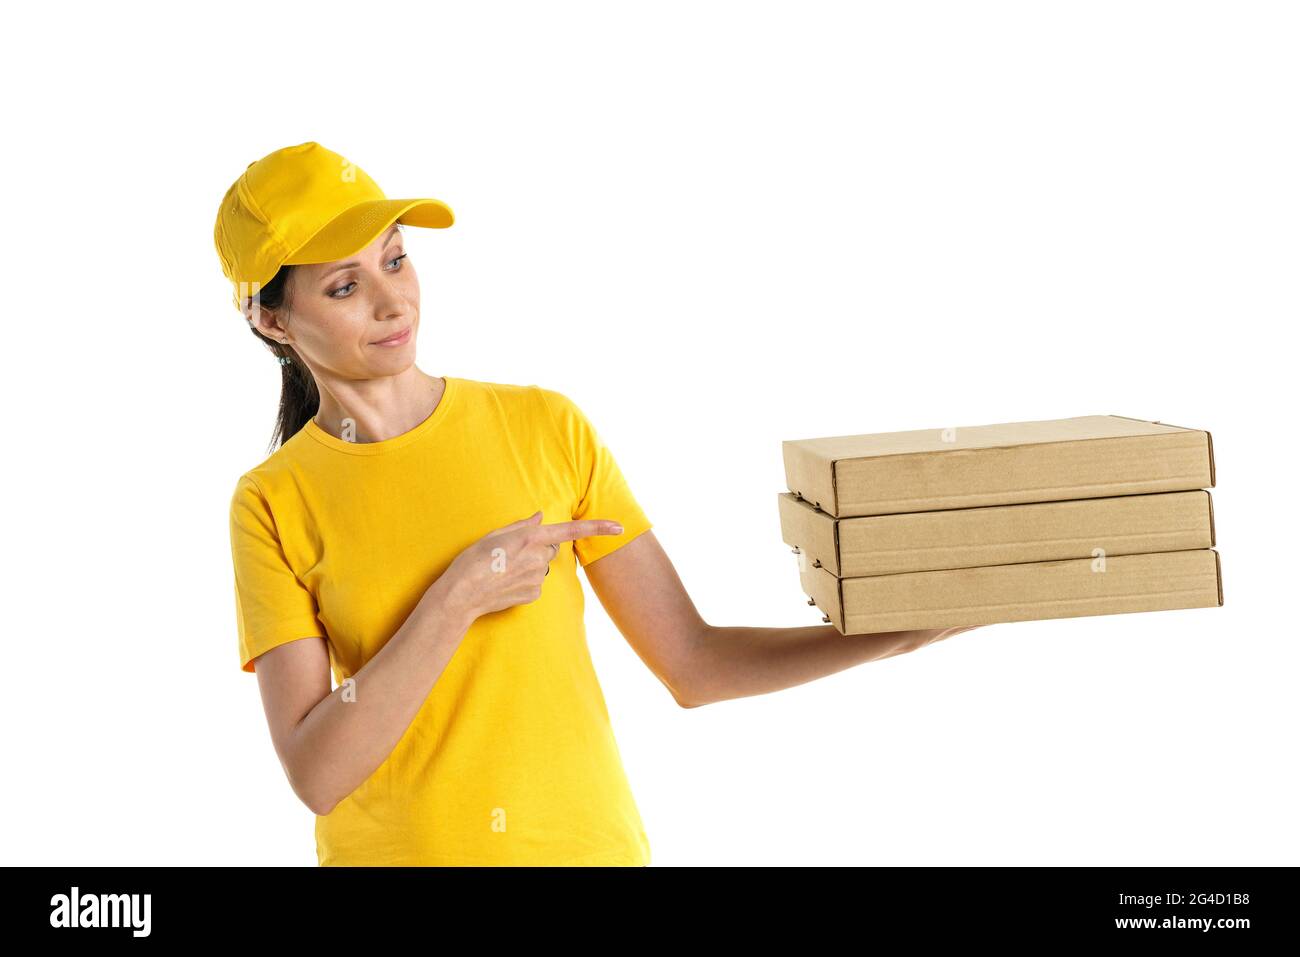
[214,141,454,312]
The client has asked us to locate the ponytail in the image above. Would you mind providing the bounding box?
[245,264,319,452]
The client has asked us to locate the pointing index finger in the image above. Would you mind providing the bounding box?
[539,519,624,544]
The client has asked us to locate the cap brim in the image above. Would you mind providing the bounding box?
[284,198,454,266]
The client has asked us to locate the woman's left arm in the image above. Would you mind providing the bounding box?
[583,530,982,709]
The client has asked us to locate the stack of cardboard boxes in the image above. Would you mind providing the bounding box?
[778,415,1222,635]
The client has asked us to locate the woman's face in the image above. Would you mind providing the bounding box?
[267,223,420,378]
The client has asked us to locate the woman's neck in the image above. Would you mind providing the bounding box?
[312,366,446,444]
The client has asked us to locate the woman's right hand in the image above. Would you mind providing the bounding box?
[438,510,625,621]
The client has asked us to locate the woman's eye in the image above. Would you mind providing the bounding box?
[327,254,405,298]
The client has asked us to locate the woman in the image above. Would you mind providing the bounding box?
[216,141,979,867]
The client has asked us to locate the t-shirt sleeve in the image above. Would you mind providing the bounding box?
[228,473,328,673]
[538,387,653,568]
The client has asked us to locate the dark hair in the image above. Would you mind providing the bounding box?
[247,264,319,452]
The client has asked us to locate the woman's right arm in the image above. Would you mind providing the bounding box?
[248,511,623,817]
[252,571,475,817]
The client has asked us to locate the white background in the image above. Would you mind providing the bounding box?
[2,0,1296,866]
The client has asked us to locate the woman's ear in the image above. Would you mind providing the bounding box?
[243,298,287,342]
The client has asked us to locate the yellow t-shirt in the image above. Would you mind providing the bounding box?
[228,376,654,866]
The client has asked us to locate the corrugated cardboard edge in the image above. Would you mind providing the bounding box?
[782,441,840,514]
[799,561,846,633]
[1110,415,1216,488]
[808,548,1224,631]
[816,416,1214,517]
[835,574,845,631]
[833,513,842,574]
[842,549,1224,633]
[776,492,842,575]
[1205,490,1216,546]
[1213,548,1223,605]
[827,489,1213,576]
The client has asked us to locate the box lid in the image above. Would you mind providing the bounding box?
[783,415,1214,518]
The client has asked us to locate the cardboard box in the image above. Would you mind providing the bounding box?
[778,488,1216,577]
[800,548,1223,635]
[782,415,1215,518]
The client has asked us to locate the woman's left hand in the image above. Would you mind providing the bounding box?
[928,625,985,644]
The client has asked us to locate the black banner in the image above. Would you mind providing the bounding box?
[9,865,1292,944]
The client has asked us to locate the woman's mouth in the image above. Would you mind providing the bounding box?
[371,327,412,346]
